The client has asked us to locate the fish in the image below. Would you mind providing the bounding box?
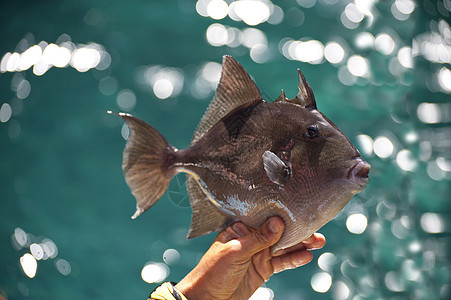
[110,55,370,251]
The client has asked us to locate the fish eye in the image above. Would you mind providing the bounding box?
[305,125,319,139]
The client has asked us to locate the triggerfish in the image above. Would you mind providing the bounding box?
[110,55,370,251]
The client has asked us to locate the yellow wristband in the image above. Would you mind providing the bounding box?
[148,282,188,300]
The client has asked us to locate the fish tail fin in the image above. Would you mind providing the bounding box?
[114,112,177,219]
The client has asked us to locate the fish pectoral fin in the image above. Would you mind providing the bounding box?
[262,150,291,186]
[186,175,231,239]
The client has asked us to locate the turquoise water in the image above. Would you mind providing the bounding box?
[1,1,450,299]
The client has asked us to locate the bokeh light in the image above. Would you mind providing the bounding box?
[396,149,417,172]
[347,55,370,78]
[324,42,345,64]
[192,61,222,98]
[420,213,445,234]
[355,32,375,49]
[346,213,368,234]
[395,0,415,15]
[417,102,441,124]
[144,65,184,100]
[373,136,394,158]
[197,0,276,26]
[231,0,271,26]
[20,254,37,278]
[0,37,110,76]
[116,89,136,111]
[249,287,274,300]
[318,252,337,272]
[282,39,325,64]
[311,272,332,293]
[385,271,405,292]
[141,262,170,284]
[206,23,229,47]
[438,67,451,93]
[55,259,72,276]
[206,0,228,20]
[0,103,12,123]
[16,79,31,99]
[163,249,180,265]
[356,134,374,156]
[30,243,44,260]
[375,33,396,55]
[333,281,350,300]
[397,46,414,68]
[344,3,364,24]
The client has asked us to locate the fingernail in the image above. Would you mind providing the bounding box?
[268,219,279,234]
[302,234,315,244]
[273,249,286,256]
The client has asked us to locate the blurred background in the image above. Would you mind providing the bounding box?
[1,0,450,299]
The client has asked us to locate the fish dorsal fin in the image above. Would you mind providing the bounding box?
[276,69,317,109]
[262,150,291,186]
[291,69,317,108]
[191,55,262,144]
[275,89,287,103]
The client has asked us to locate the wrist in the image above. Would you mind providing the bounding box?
[175,278,198,300]
[175,275,214,300]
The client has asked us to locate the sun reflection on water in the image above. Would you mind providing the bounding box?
[11,227,70,279]
[197,0,278,26]
[20,253,37,279]
[1,39,110,76]
[0,103,12,123]
[249,287,274,300]
[141,262,170,284]
[311,271,332,293]
[144,65,184,100]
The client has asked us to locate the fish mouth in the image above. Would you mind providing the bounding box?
[347,158,371,188]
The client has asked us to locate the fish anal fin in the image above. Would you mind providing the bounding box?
[262,150,291,186]
[186,175,230,238]
[191,55,263,144]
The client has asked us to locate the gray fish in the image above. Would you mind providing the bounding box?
[111,55,370,251]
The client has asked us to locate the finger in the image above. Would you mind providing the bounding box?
[272,249,313,274]
[248,252,273,286]
[232,222,253,238]
[251,248,274,283]
[216,222,254,243]
[273,242,306,257]
[238,217,284,256]
[302,233,326,250]
[273,233,326,256]
[216,224,242,243]
[301,234,316,244]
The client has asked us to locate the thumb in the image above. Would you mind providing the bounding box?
[239,217,284,256]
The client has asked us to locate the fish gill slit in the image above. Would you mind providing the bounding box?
[267,199,296,222]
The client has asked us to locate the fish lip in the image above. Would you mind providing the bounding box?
[347,158,371,187]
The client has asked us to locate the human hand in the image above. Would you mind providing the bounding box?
[175,217,325,300]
